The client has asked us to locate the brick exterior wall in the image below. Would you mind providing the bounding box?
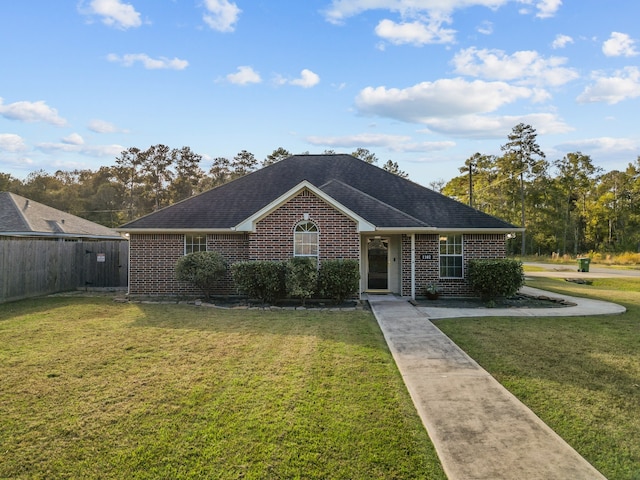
[128,194,504,298]
[129,233,185,296]
[402,233,507,297]
[129,233,248,296]
[128,189,359,297]
[250,189,360,262]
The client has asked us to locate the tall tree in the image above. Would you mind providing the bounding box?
[382,160,408,178]
[0,173,21,192]
[169,146,204,202]
[207,157,232,188]
[351,148,378,164]
[140,144,174,211]
[501,123,546,255]
[114,147,144,221]
[428,178,446,193]
[458,153,494,208]
[231,150,258,177]
[263,147,291,167]
[553,152,600,255]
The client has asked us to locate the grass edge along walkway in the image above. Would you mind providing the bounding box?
[436,276,640,480]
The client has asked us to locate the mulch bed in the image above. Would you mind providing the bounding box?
[413,293,576,309]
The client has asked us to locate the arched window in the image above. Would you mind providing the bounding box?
[294,221,318,257]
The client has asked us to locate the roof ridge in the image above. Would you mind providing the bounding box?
[5,192,32,231]
[319,179,429,227]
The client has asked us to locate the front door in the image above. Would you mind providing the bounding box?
[367,237,389,290]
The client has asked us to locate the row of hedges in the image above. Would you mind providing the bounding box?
[232,258,360,304]
[175,253,523,303]
[175,252,360,304]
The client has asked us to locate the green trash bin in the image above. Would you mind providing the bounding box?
[577,257,590,272]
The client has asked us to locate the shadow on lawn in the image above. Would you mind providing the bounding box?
[127,301,385,350]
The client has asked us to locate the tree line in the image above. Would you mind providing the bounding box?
[3,126,638,256]
[442,123,640,256]
[0,146,406,228]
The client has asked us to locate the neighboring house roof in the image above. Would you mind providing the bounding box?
[0,192,124,240]
[119,154,521,233]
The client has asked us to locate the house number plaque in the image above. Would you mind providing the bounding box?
[420,254,432,260]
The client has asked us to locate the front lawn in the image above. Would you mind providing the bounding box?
[0,297,445,479]
[436,277,640,480]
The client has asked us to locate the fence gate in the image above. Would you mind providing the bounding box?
[0,238,129,304]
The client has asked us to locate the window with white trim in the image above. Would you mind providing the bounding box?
[439,234,463,278]
[294,221,318,257]
[185,234,207,254]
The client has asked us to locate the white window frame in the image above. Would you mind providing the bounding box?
[293,221,319,258]
[185,234,207,254]
[439,234,463,278]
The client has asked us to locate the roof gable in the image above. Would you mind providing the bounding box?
[234,180,375,232]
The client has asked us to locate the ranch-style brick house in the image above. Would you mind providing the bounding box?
[118,154,522,298]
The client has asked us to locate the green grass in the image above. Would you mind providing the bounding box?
[0,297,445,480]
[435,277,640,480]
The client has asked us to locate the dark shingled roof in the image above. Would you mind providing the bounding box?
[0,192,124,239]
[120,154,517,231]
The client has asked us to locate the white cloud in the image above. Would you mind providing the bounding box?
[374,19,456,46]
[82,0,142,29]
[107,53,189,70]
[323,1,511,25]
[226,66,262,85]
[0,134,27,152]
[389,140,456,153]
[62,133,85,145]
[534,0,562,18]
[355,78,535,122]
[551,34,573,49]
[556,137,639,157]
[37,140,124,157]
[477,21,493,35]
[421,112,572,137]
[88,119,123,133]
[277,69,321,88]
[0,98,66,126]
[452,47,579,87]
[305,133,455,153]
[602,32,638,57]
[323,0,559,46]
[203,0,241,32]
[306,133,412,147]
[577,67,640,104]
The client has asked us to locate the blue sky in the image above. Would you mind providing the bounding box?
[1,1,639,186]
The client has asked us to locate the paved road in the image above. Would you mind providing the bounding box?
[524,262,640,278]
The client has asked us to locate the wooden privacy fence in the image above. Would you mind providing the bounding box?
[0,238,129,303]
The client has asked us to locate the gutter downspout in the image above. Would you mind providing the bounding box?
[411,234,416,300]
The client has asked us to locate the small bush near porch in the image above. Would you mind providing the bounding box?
[0,297,445,479]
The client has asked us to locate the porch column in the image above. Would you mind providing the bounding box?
[411,233,416,299]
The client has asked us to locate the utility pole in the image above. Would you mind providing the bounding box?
[468,161,475,208]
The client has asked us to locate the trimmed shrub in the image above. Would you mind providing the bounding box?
[468,258,524,300]
[231,260,286,304]
[175,251,227,300]
[285,257,318,305]
[318,259,360,303]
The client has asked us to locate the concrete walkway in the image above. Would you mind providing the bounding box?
[367,290,622,479]
[419,286,626,319]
